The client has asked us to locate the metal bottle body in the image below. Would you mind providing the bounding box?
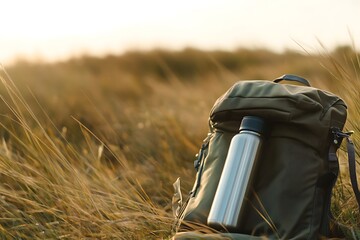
[207,117,264,231]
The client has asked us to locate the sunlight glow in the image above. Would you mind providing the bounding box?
[1,0,360,64]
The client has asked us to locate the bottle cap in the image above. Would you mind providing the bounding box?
[239,116,266,134]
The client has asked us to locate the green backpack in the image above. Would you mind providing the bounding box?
[172,75,360,239]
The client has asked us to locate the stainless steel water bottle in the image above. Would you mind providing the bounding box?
[207,116,266,231]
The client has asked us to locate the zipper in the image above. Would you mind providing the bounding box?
[321,98,347,119]
[190,133,212,197]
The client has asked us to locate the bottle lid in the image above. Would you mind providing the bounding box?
[239,116,266,134]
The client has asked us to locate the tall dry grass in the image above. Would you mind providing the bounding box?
[0,47,359,239]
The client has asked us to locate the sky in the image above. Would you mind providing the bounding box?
[1,0,360,65]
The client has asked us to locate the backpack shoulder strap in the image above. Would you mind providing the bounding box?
[322,129,360,239]
[333,129,360,209]
[346,136,360,209]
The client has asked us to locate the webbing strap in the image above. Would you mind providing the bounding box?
[346,138,360,210]
[320,144,340,237]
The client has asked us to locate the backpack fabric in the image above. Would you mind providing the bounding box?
[172,75,359,239]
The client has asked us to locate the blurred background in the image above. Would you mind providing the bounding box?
[1,0,360,65]
[0,1,360,239]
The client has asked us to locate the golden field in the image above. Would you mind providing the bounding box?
[0,46,359,239]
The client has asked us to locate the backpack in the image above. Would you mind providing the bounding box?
[171,74,360,239]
